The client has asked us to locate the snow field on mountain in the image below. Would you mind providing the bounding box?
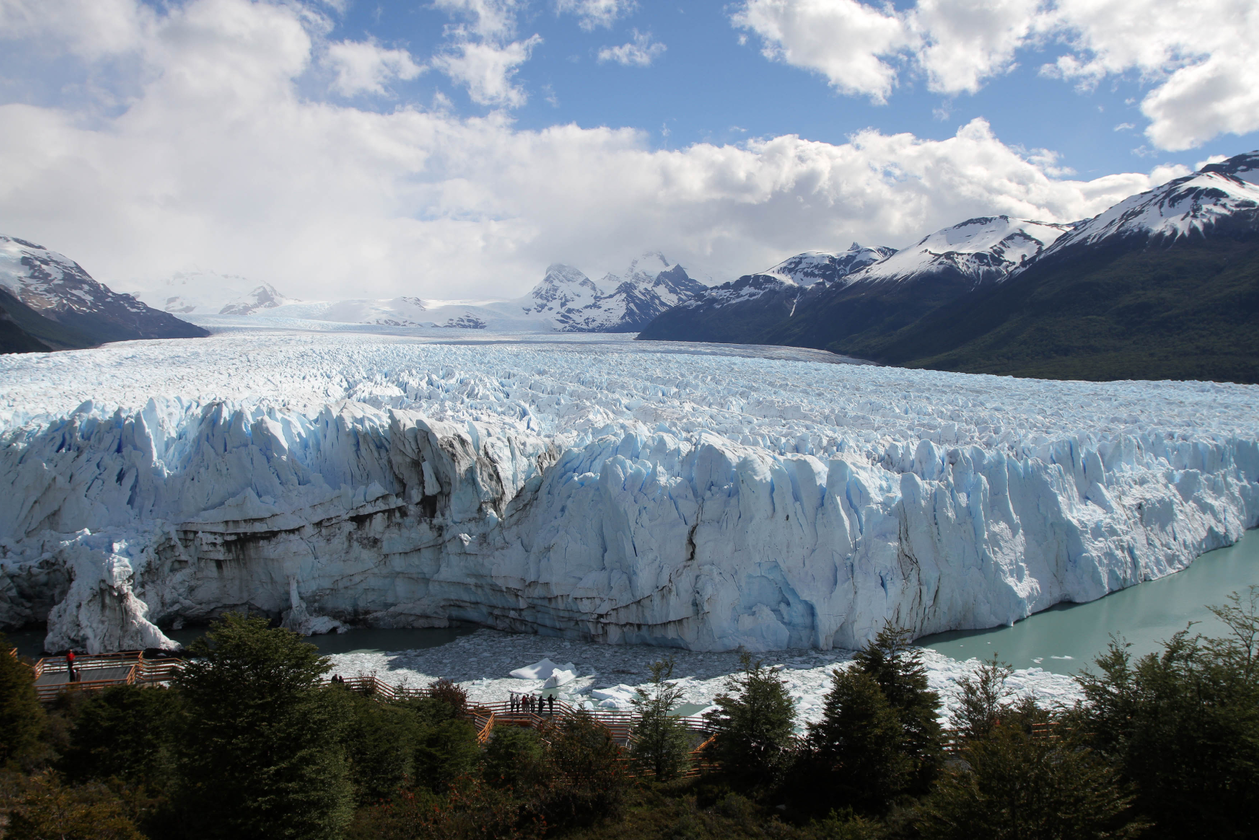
[2,331,1257,654]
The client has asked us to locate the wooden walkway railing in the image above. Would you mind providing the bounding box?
[327,674,718,775]
[31,651,184,704]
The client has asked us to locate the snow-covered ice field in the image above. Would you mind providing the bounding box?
[2,330,1257,667]
[325,626,1083,728]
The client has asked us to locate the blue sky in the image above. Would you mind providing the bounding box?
[335,1,1249,177]
[1,0,1256,300]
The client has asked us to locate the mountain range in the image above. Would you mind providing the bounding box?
[8,150,1258,383]
[640,150,1259,384]
[0,237,208,353]
[0,248,707,354]
[134,252,704,334]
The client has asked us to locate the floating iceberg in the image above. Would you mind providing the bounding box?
[1,332,1256,653]
[509,658,576,681]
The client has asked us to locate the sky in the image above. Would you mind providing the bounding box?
[1,0,1257,302]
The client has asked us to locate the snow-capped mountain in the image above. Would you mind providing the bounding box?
[0,236,208,353]
[867,149,1259,382]
[139,270,294,317]
[1025,152,1259,262]
[523,263,603,317]
[545,253,706,332]
[640,220,1067,351]
[637,244,892,343]
[845,217,1072,287]
[185,252,705,334]
[763,245,898,287]
[753,220,1069,355]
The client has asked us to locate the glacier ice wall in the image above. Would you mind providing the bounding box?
[2,333,1257,653]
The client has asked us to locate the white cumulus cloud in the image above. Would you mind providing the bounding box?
[910,0,1050,95]
[597,30,666,67]
[432,35,541,108]
[555,0,636,31]
[732,0,1259,150]
[431,0,523,41]
[326,39,423,96]
[429,0,542,109]
[732,0,911,103]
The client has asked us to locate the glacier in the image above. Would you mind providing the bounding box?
[1,331,1257,654]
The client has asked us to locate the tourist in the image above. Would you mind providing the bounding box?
[66,649,78,683]
[547,695,555,715]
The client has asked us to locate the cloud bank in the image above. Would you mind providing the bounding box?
[0,0,1179,301]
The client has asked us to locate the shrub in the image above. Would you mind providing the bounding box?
[6,770,144,840]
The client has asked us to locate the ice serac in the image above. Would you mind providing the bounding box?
[1,336,1257,653]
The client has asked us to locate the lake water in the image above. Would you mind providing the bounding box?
[6,530,1256,674]
[917,528,1259,674]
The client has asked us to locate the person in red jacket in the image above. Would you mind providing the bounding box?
[66,649,78,683]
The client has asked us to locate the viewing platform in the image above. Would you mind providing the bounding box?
[26,651,184,704]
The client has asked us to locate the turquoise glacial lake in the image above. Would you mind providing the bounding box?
[917,528,1259,674]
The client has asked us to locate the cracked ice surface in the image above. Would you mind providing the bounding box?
[325,628,1083,727]
[1,331,1257,654]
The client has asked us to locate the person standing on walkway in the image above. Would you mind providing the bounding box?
[66,649,78,683]
[547,695,555,715]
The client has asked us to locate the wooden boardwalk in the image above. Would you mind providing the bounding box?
[333,673,718,776]
[15,652,719,774]
[26,651,184,703]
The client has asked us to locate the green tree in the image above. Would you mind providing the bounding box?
[330,688,423,805]
[7,770,144,840]
[412,715,480,794]
[0,633,45,768]
[59,683,182,791]
[480,724,545,791]
[540,711,627,829]
[803,667,911,816]
[173,613,353,840]
[914,722,1141,840]
[704,653,797,792]
[629,657,693,781]
[850,623,943,795]
[1072,590,1259,840]
[951,655,1015,742]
